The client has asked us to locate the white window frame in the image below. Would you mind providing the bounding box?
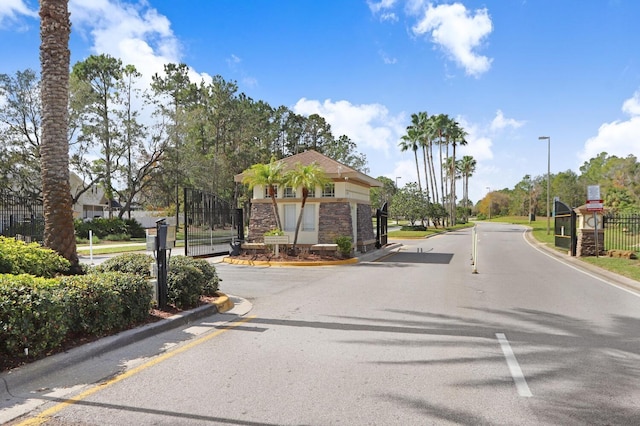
[283,186,296,198]
[322,183,335,198]
[302,204,315,231]
[264,185,278,199]
[283,204,296,232]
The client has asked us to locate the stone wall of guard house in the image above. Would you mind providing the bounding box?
[318,202,353,244]
[356,203,376,252]
[247,203,277,241]
[576,229,605,256]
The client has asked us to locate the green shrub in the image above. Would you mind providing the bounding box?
[123,218,146,238]
[0,274,68,359]
[74,217,145,239]
[103,233,131,241]
[0,236,70,277]
[167,256,205,309]
[60,274,125,336]
[76,235,100,245]
[400,225,427,231]
[186,258,221,296]
[334,235,353,258]
[95,253,154,277]
[108,272,153,325]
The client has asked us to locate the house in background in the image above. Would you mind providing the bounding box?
[70,172,108,219]
[235,150,382,253]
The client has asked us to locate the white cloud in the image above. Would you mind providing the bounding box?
[0,0,37,29]
[293,98,406,156]
[68,0,210,87]
[379,50,398,64]
[580,91,640,163]
[490,109,525,132]
[411,2,493,77]
[367,0,399,15]
[456,116,493,162]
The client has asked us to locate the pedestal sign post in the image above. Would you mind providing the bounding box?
[586,185,603,258]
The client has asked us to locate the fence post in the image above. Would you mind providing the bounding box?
[471,226,478,274]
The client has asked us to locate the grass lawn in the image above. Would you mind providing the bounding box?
[481,216,640,283]
[388,222,475,239]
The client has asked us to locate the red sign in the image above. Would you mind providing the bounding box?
[586,199,603,212]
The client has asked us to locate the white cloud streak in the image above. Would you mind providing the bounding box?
[412,2,493,77]
[580,90,640,163]
[293,98,406,156]
[490,109,525,132]
[0,0,37,29]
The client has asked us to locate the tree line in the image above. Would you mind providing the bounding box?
[477,152,640,218]
[0,55,369,221]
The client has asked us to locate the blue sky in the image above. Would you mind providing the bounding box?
[2,0,640,203]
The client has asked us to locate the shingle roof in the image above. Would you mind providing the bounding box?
[235,150,382,187]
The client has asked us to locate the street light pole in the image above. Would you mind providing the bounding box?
[538,136,551,235]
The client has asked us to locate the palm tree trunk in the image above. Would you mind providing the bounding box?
[451,143,457,225]
[39,0,79,271]
[413,150,422,193]
[292,197,307,249]
[428,142,438,206]
[421,146,430,203]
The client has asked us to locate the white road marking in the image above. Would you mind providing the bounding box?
[496,333,533,397]
[521,230,640,298]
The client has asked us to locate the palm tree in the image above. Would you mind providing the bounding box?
[399,126,422,193]
[39,0,79,271]
[424,115,440,207]
[284,162,329,250]
[449,121,468,225]
[432,114,451,212]
[459,155,476,221]
[241,159,285,231]
[412,111,431,203]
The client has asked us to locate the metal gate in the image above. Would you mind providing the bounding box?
[183,188,239,257]
[554,199,576,256]
[376,201,388,249]
[0,191,44,243]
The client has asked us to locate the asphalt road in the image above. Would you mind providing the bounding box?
[4,222,640,425]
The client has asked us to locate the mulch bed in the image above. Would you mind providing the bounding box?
[231,252,348,262]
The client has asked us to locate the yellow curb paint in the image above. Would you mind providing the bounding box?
[222,257,358,267]
[17,315,257,426]
[212,293,234,313]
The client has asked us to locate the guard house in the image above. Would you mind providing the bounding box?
[235,150,382,253]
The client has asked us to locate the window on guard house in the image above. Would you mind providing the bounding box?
[283,186,296,198]
[322,183,335,197]
[264,185,278,199]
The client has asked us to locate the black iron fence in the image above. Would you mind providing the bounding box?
[0,191,44,243]
[184,188,238,257]
[603,213,640,253]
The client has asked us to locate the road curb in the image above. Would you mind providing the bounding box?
[524,228,640,293]
[0,293,233,394]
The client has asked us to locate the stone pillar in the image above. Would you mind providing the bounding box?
[575,206,605,257]
[576,229,605,256]
[247,203,277,240]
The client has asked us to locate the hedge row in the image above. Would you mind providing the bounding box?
[0,271,153,360]
[0,237,71,277]
[74,217,146,239]
[97,253,221,309]
[0,244,222,365]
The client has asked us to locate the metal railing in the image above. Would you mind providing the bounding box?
[0,191,44,243]
[603,213,640,253]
